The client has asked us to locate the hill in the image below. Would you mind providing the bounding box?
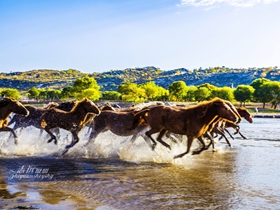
[0,66,279,91]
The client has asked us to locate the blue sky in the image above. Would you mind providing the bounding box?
[1,0,280,73]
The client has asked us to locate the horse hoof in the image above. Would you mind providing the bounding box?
[174,154,183,159]
[61,149,69,156]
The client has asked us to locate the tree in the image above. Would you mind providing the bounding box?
[263,81,280,109]
[102,91,121,100]
[184,86,197,102]
[233,85,255,106]
[118,83,146,103]
[1,88,21,99]
[74,88,101,101]
[72,77,98,90]
[194,87,211,102]
[140,82,159,101]
[72,77,101,100]
[61,86,74,100]
[168,81,188,101]
[157,86,169,101]
[28,87,40,100]
[45,89,61,100]
[250,78,271,104]
[211,87,234,101]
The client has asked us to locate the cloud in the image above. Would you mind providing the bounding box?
[179,0,280,7]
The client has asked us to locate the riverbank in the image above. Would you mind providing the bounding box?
[252,114,280,118]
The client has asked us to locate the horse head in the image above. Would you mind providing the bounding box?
[78,98,101,115]
[100,103,116,111]
[237,107,253,123]
[3,98,29,116]
[212,98,240,124]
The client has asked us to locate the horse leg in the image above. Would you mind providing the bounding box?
[62,131,79,155]
[141,134,156,150]
[204,131,215,150]
[84,127,103,147]
[224,128,234,140]
[53,127,61,139]
[216,127,231,147]
[145,128,161,149]
[174,136,194,159]
[237,130,247,139]
[44,127,57,144]
[165,132,178,143]
[0,127,18,145]
[192,136,206,155]
[156,129,171,150]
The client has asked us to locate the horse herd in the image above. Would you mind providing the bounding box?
[0,97,253,158]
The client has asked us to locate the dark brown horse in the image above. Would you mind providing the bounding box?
[139,98,240,158]
[8,101,76,138]
[85,105,154,149]
[40,98,100,154]
[207,106,253,149]
[0,98,29,144]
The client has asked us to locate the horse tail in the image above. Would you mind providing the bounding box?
[127,108,150,130]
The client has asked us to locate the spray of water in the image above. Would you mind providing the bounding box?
[0,126,229,165]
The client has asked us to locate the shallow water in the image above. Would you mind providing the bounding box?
[1,118,280,209]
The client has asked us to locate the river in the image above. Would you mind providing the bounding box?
[0,118,280,209]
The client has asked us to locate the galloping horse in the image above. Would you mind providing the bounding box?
[0,98,29,144]
[40,98,100,154]
[85,106,154,149]
[8,101,75,137]
[140,98,240,158]
[207,106,253,149]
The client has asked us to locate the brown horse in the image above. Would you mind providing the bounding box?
[40,98,100,154]
[207,106,253,149]
[8,101,76,138]
[85,106,154,149]
[139,98,240,158]
[0,98,29,144]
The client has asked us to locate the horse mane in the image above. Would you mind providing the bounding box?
[189,98,225,118]
[70,98,89,112]
[237,107,248,112]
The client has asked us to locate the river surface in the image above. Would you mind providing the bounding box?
[0,118,280,209]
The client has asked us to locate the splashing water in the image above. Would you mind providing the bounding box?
[0,125,230,166]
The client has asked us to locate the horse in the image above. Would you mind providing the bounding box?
[40,98,100,154]
[138,98,240,158]
[206,106,253,149]
[84,105,155,150]
[0,98,29,144]
[8,101,75,138]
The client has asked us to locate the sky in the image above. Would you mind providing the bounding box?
[1,0,280,73]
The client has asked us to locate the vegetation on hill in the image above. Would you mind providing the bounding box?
[1,66,279,91]
[1,66,280,110]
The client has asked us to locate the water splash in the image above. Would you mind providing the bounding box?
[0,127,229,165]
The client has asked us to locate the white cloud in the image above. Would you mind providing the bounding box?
[179,0,280,7]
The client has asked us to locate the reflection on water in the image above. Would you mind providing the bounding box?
[0,118,280,209]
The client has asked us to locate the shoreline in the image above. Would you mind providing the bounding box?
[252,113,280,118]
